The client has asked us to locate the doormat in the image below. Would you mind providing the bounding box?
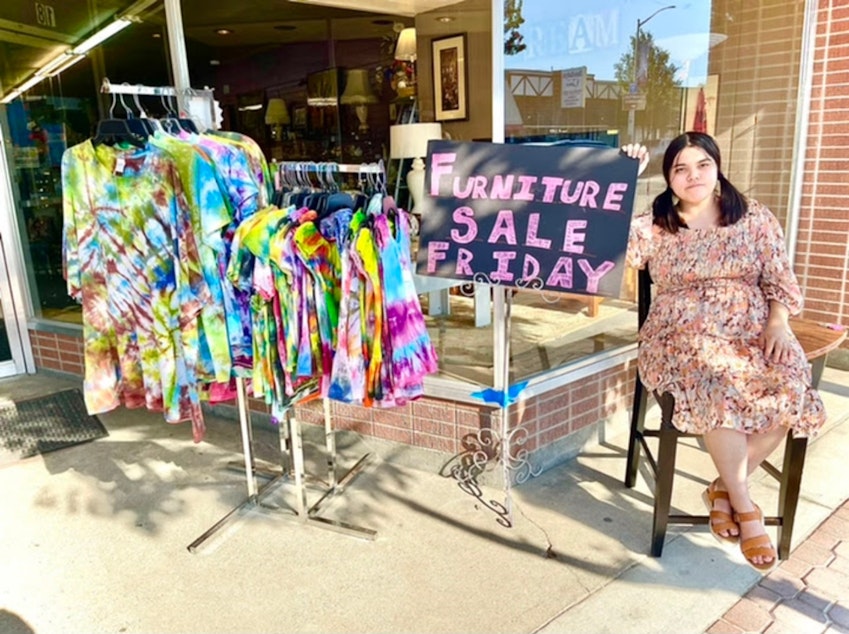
[0,389,108,464]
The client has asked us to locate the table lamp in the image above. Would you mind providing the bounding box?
[394,27,417,97]
[265,98,290,140]
[340,69,378,133]
[390,122,443,213]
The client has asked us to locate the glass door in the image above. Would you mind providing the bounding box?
[0,108,35,377]
[0,268,20,377]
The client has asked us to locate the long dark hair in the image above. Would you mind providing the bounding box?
[651,131,748,233]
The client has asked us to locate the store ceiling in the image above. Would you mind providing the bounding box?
[0,0,432,96]
[155,0,415,49]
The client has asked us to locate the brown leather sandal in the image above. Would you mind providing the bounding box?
[734,505,778,573]
[701,479,739,545]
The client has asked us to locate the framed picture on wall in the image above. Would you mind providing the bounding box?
[292,105,307,129]
[432,33,468,121]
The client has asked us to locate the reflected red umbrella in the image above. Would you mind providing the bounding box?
[692,87,708,133]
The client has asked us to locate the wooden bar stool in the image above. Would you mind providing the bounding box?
[624,268,846,558]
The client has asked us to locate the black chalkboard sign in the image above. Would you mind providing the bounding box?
[415,140,639,297]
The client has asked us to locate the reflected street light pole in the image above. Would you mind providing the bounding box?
[627,4,676,141]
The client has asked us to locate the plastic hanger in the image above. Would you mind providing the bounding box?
[116,92,151,140]
[130,89,161,134]
[160,93,189,135]
[92,92,146,148]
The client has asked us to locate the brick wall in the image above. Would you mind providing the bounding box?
[710,1,806,223]
[30,330,83,375]
[794,0,849,337]
[31,328,636,467]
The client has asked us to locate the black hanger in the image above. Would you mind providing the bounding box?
[92,92,146,148]
[130,91,159,135]
[178,116,199,134]
[158,94,190,135]
[92,119,146,148]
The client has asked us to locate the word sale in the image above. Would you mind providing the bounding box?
[423,207,614,293]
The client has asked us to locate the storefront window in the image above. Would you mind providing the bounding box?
[503,0,806,382]
[182,0,493,386]
[1,0,170,324]
[0,0,808,391]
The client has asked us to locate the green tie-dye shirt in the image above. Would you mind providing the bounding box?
[62,140,210,441]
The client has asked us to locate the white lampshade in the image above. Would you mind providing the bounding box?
[265,98,290,125]
[306,68,340,107]
[394,27,417,62]
[390,122,443,213]
[389,122,443,159]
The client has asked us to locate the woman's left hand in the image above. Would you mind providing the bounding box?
[759,322,793,364]
[621,143,650,176]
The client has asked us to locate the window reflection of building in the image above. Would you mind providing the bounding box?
[505,69,620,144]
[502,0,810,381]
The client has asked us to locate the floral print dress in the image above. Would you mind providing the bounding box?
[626,200,825,437]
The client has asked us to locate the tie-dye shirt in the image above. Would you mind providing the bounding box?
[62,140,209,441]
[150,132,232,384]
[209,131,273,210]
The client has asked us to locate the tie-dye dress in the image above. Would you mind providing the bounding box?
[373,208,438,404]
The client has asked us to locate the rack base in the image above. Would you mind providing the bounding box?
[187,391,376,552]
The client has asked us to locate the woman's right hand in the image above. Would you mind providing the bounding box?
[621,143,650,176]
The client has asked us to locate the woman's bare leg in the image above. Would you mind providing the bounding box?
[746,425,788,475]
[703,428,775,567]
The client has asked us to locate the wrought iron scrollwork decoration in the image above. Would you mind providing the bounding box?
[446,428,512,527]
[505,424,543,484]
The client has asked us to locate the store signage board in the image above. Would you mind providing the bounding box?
[415,140,639,298]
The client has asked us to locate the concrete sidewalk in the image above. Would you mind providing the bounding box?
[0,366,847,634]
[708,498,849,633]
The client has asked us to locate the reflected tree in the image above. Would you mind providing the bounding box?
[504,0,526,55]
[613,30,681,140]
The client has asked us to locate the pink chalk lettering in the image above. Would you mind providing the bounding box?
[491,251,517,282]
[541,176,563,203]
[453,176,474,198]
[579,180,600,208]
[578,259,615,294]
[456,248,474,275]
[429,153,456,196]
[545,257,574,289]
[490,174,515,200]
[525,213,551,249]
[522,253,541,281]
[516,175,537,201]
[488,210,517,245]
[471,176,489,199]
[602,182,628,211]
[562,219,587,254]
[427,241,449,273]
[450,207,478,244]
[560,180,583,204]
